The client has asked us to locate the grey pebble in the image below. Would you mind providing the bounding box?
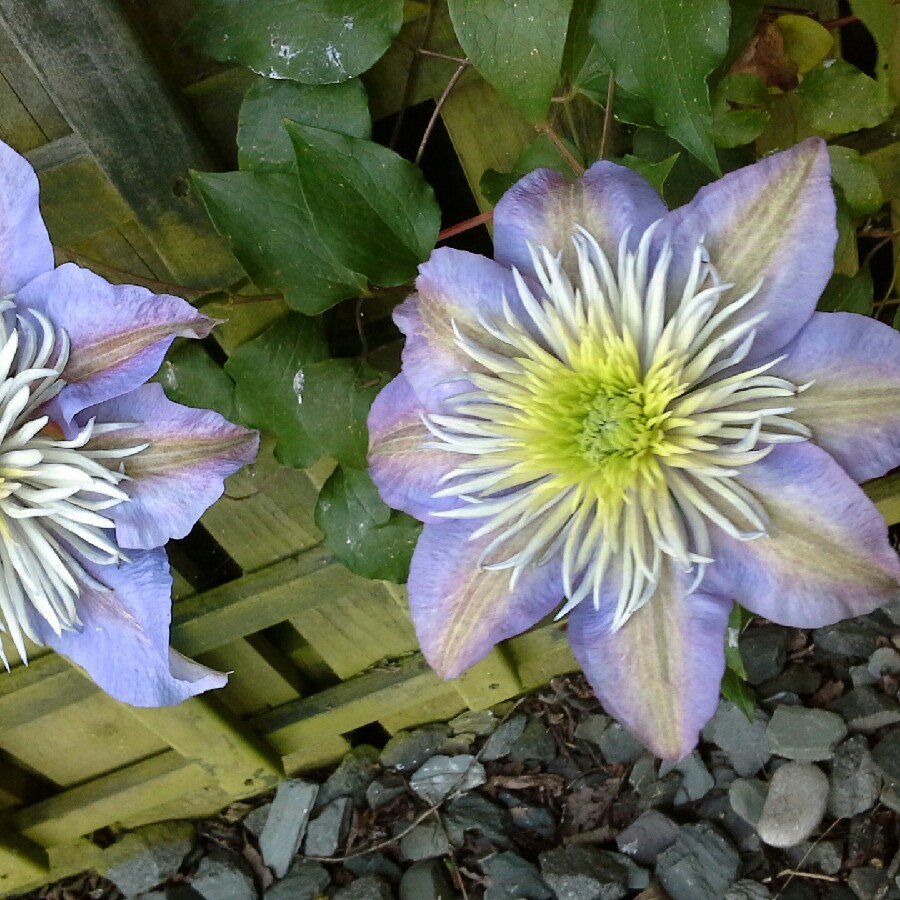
[381,725,451,772]
[702,701,771,776]
[756,761,828,848]
[725,881,772,900]
[449,709,497,736]
[400,859,458,900]
[318,746,380,808]
[849,866,900,899]
[259,779,318,878]
[265,861,331,900]
[104,823,194,898]
[728,778,767,827]
[444,793,511,848]
[481,716,528,761]
[828,686,900,733]
[509,718,557,763]
[656,823,740,900]
[598,722,644,765]
[614,809,680,865]
[869,646,900,677]
[766,706,847,761]
[828,734,881,818]
[345,852,402,884]
[850,664,879,688]
[659,750,714,805]
[539,846,629,900]
[398,821,452,861]
[190,852,255,900]
[332,875,393,900]
[814,619,883,658]
[366,774,407,810]
[242,803,271,839]
[482,851,552,900]
[303,797,352,858]
[873,728,900,782]
[785,839,843,876]
[574,714,611,746]
[739,625,791,685]
[409,755,485,805]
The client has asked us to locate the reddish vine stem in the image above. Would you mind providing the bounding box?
[416,61,469,165]
[437,210,493,241]
[537,123,585,176]
[821,0,900,29]
[599,71,616,160]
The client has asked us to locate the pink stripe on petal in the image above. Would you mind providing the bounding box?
[368,373,464,522]
[17,264,214,423]
[656,138,836,363]
[493,163,667,281]
[705,442,900,628]
[568,559,731,761]
[82,383,259,550]
[773,312,900,483]
[36,548,226,707]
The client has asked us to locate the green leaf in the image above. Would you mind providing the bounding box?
[286,122,441,288]
[238,78,371,173]
[225,313,329,468]
[724,604,748,680]
[479,133,580,205]
[194,125,440,314]
[817,270,875,315]
[315,466,422,582]
[193,169,368,314]
[893,305,900,332]
[849,0,896,58]
[615,154,679,197]
[155,342,236,420]
[562,0,609,96]
[594,0,731,173]
[775,14,833,74]
[294,358,389,468]
[448,0,574,121]
[187,0,404,84]
[711,75,771,148]
[632,128,716,207]
[796,60,893,134]
[828,147,885,217]
[721,668,756,720]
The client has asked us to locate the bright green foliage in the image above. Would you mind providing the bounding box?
[448,0,574,121]
[818,271,875,316]
[193,169,369,314]
[193,123,439,315]
[828,147,885,217]
[292,358,390,469]
[711,74,771,148]
[237,78,371,173]
[615,154,679,197]
[225,313,329,468]
[187,0,403,84]
[286,122,441,290]
[155,342,237,420]
[796,60,894,134]
[849,0,896,64]
[316,466,421,582]
[594,0,731,173]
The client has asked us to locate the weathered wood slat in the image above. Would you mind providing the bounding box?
[0,0,242,287]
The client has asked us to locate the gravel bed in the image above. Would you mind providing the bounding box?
[20,601,900,900]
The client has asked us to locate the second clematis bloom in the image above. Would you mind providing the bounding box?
[0,139,258,706]
[368,138,900,760]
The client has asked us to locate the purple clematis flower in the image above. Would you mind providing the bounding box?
[0,139,258,706]
[368,138,900,760]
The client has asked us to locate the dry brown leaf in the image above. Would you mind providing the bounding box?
[730,19,799,90]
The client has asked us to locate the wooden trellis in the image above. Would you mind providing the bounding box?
[0,0,896,895]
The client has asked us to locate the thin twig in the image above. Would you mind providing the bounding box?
[537,124,585,176]
[56,247,208,297]
[773,817,844,897]
[416,47,469,65]
[822,0,900,28]
[599,71,616,161]
[438,210,493,242]
[416,62,469,165]
[390,0,435,149]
